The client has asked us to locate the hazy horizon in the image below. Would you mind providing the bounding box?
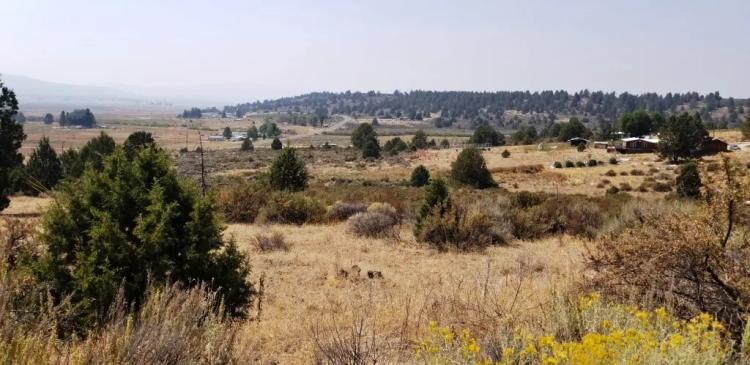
[3,0,750,103]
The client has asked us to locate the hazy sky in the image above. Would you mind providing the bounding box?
[2,0,749,103]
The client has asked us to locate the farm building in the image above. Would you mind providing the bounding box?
[701,138,728,154]
[593,141,609,149]
[568,137,589,146]
[616,137,659,153]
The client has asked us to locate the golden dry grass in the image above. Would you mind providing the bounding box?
[226,223,584,363]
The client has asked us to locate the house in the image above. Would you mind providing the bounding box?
[616,137,659,153]
[568,137,589,147]
[701,138,728,154]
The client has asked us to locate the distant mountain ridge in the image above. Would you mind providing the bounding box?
[1,74,138,102]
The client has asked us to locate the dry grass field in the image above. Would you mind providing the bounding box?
[7,115,750,363]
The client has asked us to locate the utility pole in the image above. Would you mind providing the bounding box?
[198,133,207,195]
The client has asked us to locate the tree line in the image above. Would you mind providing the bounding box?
[217,90,747,130]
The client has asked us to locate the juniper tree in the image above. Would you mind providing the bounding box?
[361,135,381,158]
[451,147,497,188]
[123,131,156,159]
[0,79,25,211]
[411,129,428,149]
[676,161,702,199]
[24,137,62,195]
[414,178,450,237]
[269,147,308,191]
[240,138,254,151]
[410,165,430,187]
[271,137,283,150]
[33,146,254,332]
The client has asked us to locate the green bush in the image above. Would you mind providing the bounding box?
[240,138,254,151]
[439,139,450,149]
[450,147,497,189]
[676,162,701,199]
[410,165,430,187]
[565,160,575,168]
[414,178,451,237]
[587,159,598,167]
[362,135,381,158]
[501,149,511,158]
[553,161,563,168]
[269,147,308,192]
[383,137,408,155]
[576,161,586,167]
[576,143,586,152]
[609,157,618,165]
[33,147,254,332]
[606,186,620,195]
[271,138,283,150]
[351,123,377,149]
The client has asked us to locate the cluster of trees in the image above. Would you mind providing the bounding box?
[541,117,592,142]
[219,90,746,131]
[59,109,97,128]
[180,108,203,119]
[351,123,381,158]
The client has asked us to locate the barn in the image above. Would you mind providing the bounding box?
[701,138,728,154]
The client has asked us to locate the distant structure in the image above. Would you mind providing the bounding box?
[567,137,589,147]
[701,138,728,154]
[616,137,659,153]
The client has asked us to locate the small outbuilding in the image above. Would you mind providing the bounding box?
[701,138,728,154]
[568,137,589,147]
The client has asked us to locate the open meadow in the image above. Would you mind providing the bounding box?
[5,114,750,363]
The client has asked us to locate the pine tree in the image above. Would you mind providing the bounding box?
[470,125,504,146]
[240,138,254,151]
[247,126,259,141]
[223,126,232,140]
[414,178,450,237]
[741,115,750,141]
[361,135,381,158]
[271,138,283,150]
[410,165,430,187]
[44,113,54,124]
[351,123,377,149]
[24,136,62,195]
[658,113,707,163]
[123,131,156,159]
[34,146,254,331]
[451,147,497,188]
[0,79,25,211]
[269,147,308,191]
[411,129,428,149]
[676,162,702,199]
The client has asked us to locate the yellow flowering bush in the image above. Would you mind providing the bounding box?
[416,294,733,365]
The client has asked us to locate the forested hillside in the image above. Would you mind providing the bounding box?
[221,90,748,130]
